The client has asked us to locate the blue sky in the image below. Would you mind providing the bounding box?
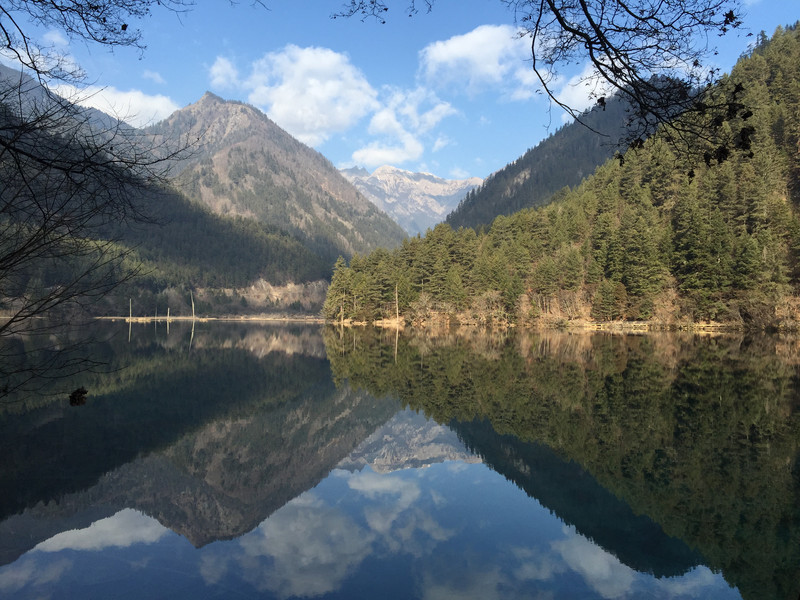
[15,0,796,179]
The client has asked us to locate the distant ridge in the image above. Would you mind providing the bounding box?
[342,165,482,235]
[446,96,629,230]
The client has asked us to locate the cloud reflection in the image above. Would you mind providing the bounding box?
[349,470,421,536]
[224,468,459,598]
[0,556,72,594]
[420,566,508,600]
[199,553,230,586]
[512,546,566,582]
[34,509,168,552]
[235,495,375,599]
[553,526,636,598]
[654,566,725,596]
[347,469,454,556]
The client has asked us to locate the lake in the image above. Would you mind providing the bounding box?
[1,322,798,599]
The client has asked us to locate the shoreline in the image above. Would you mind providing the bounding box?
[95,315,326,324]
[92,314,799,333]
[326,317,795,333]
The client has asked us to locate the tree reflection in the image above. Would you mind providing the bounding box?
[325,327,800,600]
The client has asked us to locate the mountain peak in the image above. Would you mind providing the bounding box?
[373,165,409,176]
[341,165,483,235]
[199,91,223,103]
[148,93,406,262]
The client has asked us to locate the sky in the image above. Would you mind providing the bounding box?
[9,0,796,180]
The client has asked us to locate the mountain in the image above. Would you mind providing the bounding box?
[445,95,630,230]
[336,409,481,473]
[0,63,128,133]
[102,184,331,315]
[1,78,409,318]
[341,165,482,235]
[0,325,399,558]
[149,93,407,264]
[0,69,351,320]
[324,24,800,328]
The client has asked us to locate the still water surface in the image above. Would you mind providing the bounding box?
[1,323,798,599]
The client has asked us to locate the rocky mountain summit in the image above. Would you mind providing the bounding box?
[337,409,481,473]
[342,165,482,235]
[149,93,406,263]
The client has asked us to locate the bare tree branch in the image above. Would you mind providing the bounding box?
[1,1,194,82]
[0,1,201,400]
[333,0,749,155]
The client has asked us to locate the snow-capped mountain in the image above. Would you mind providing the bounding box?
[341,165,482,235]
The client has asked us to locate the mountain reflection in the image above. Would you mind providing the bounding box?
[0,322,397,563]
[1,323,798,599]
[325,326,800,600]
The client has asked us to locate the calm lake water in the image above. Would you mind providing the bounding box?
[1,322,799,599]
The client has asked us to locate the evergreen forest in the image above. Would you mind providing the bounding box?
[7,181,332,318]
[446,94,629,231]
[324,25,800,329]
[324,327,800,600]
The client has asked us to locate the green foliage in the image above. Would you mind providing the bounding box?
[325,25,800,328]
[325,327,800,600]
[446,97,631,230]
[119,190,328,295]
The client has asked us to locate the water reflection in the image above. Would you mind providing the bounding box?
[35,509,168,552]
[326,327,800,600]
[0,323,797,598]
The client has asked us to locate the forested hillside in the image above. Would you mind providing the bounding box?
[324,25,800,329]
[1,84,409,321]
[103,183,333,311]
[445,95,629,230]
[325,329,800,600]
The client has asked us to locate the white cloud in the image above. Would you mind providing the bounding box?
[3,32,81,77]
[143,69,166,85]
[206,45,463,165]
[34,509,169,552]
[553,62,617,120]
[353,123,423,166]
[209,56,239,89]
[390,87,456,133]
[42,30,69,48]
[53,83,180,127]
[351,87,455,167]
[419,25,535,100]
[432,136,450,152]
[209,45,379,147]
[205,44,472,168]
